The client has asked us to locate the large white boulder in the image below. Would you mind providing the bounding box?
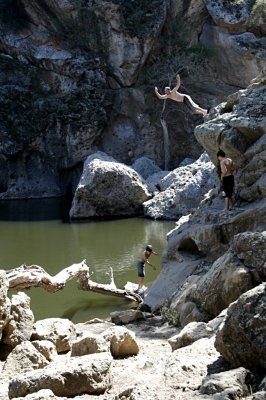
[70,152,151,219]
[143,153,217,220]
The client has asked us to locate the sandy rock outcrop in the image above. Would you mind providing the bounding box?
[31,318,76,353]
[103,326,139,358]
[71,331,109,357]
[8,352,113,398]
[168,321,213,351]
[0,271,10,341]
[215,283,266,370]
[2,340,49,379]
[14,389,61,400]
[2,291,34,348]
[200,367,250,398]
[165,337,220,391]
[31,340,58,362]
[70,152,151,219]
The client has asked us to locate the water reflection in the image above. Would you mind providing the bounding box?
[0,198,174,322]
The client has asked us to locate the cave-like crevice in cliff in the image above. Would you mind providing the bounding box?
[0,0,30,32]
[177,237,204,257]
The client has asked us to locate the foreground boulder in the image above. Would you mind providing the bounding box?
[71,331,109,356]
[8,353,112,398]
[2,341,49,379]
[103,326,139,358]
[200,367,250,398]
[215,283,266,369]
[70,152,151,219]
[31,318,76,353]
[0,271,10,341]
[2,292,34,348]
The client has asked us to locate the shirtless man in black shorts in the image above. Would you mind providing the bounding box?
[217,150,236,211]
[155,74,207,116]
[137,245,159,290]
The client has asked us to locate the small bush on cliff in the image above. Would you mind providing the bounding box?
[51,3,102,54]
[160,301,180,326]
[140,18,215,86]
[250,0,266,34]
[0,0,29,31]
[112,0,162,36]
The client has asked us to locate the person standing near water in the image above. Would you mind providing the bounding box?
[137,245,159,290]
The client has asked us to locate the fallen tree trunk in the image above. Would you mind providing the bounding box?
[5,260,143,303]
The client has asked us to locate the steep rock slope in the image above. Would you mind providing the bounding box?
[144,72,266,314]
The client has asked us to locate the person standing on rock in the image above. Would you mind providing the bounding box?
[217,150,236,211]
[155,74,208,116]
[137,245,159,291]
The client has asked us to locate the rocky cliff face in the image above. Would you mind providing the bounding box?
[0,0,265,199]
[144,72,266,322]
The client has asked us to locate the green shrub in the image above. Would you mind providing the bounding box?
[139,17,216,87]
[160,301,180,326]
[112,0,162,36]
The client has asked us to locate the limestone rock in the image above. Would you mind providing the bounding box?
[200,367,250,398]
[93,1,167,86]
[0,270,10,341]
[131,157,162,180]
[31,318,76,353]
[8,353,112,398]
[2,291,34,348]
[165,337,220,391]
[195,75,266,203]
[110,310,145,325]
[145,197,266,315]
[2,341,49,379]
[70,152,151,219]
[145,171,169,195]
[103,326,139,358]
[31,340,58,362]
[231,231,266,279]
[71,331,109,356]
[143,153,217,220]
[14,389,62,400]
[215,283,266,369]
[194,246,254,317]
[259,377,266,391]
[201,1,266,87]
[168,321,213,351]
[205,0,266,34]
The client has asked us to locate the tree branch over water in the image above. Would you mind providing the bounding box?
[5,260,143,303]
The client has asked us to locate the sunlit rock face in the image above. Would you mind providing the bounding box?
[0,0,265,199]
[201,0,266,87]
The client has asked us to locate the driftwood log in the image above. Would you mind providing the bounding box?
[5,260,143,303]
